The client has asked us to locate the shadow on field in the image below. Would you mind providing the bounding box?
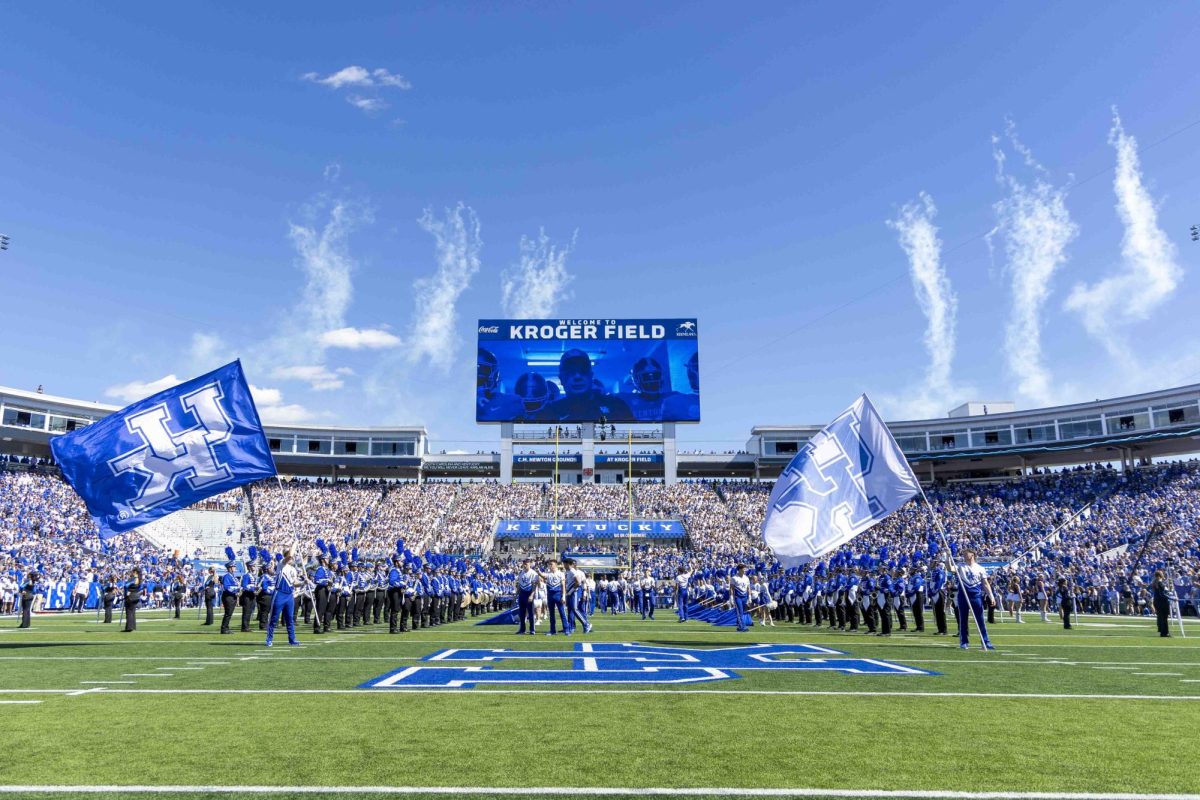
[642,640,756,648]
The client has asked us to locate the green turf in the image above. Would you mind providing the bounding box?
[0,609,1197,797]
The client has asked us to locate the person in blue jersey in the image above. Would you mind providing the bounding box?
[387,556,405,635]
[910,567,927,633]
[219,562,240,634]
[312,555,332,634]
[256,562,275,632]
[201,567,217,626]
[954,549,995,651]
[265,549,301,647]
[540,560,568,636]
[563,558,592,635]
[515,558,538,635]
[729,564,751,632]
[893,568,909,632]
[875,570,892,637]
[675,566,691,622]
[402,566,419,631]
[239,562,256,633]
[929,563,948,636]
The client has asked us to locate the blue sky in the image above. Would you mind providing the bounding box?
[2,4,1198,451]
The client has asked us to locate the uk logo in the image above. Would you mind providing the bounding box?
[108,381,234,516]
[359,642,934,689]
[770,407,886,554]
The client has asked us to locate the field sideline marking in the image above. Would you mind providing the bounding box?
[0,785,1196,799]
[4,687,1197,701]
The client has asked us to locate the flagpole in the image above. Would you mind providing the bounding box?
[242,484,262,549]
[627,428,633,571]
[553,427,559,559]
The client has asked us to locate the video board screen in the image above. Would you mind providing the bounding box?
[476,318,699,423]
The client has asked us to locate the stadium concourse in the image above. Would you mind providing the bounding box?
[3,456,1198,620]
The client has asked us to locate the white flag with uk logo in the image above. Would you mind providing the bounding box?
[761,394,920,567]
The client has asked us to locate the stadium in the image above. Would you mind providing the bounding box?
[4,6,1200,800]
[2,367,1199,799]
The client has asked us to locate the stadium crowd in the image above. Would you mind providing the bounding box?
[2,458,1197,632]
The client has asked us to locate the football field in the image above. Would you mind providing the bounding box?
[0,609,1198,800]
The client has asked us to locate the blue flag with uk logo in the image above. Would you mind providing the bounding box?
[50,360,277,538]
[761,394,920,567]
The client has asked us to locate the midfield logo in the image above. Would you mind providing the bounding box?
[108,381,234,517]
[359,642,934,689]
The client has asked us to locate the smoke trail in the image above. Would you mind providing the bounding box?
[991,123,1078,406]
[886,193,962,418]
[501,228,577,318]
[408,203,482,369]
[1064,109,1181,360]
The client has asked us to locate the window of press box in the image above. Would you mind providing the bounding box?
[2,409,46,429]
[774,441,798,455]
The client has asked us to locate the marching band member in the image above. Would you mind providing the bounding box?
[102,573,118,625]
[930,563,948,635]
[239,560,256,633]
[730,564,751,633]
[201,567,217,626]
[312,555,332,634]
[675,566,691,622]
[564,558,592,634]
[265,549,300,647]
[387,555,405,634]
[123,567,143,633]
[540,559,568,635]
[17,571,39,629]
[910,567,927,632]
[954,549,995,651]
[257,561,275,632]
[515,558,538,635]
[220,561,239,634]
[641,570,656,620]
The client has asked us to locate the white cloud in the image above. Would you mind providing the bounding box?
[408,203,482,370]
[302,66,412,90]
[323,163,341,183]
[990,122,1079,406]
[104,374,181,403]
[319,327,402,350]
[256,403,315,425]
[501,228,576,318]
[347,95,387,113]
[188,332,227,373]
[271,365,353,391]
[303,66,410,114]
[1064,108,1182,361]
[370,68,412,89]
[249,385,283,407]
[884,193,968,419]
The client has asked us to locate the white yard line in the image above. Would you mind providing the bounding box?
[11,687,1198,700]
[0,785,1195,799]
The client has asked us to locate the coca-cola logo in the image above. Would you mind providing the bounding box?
[478,326,499,334]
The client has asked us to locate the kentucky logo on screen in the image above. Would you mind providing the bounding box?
[476,318,700,424]
[359,642,934,689]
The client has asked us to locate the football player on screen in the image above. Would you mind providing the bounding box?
[618,357,686,421]
[661,351,700,421]
[476,348,523,420]
[541,349,633,422]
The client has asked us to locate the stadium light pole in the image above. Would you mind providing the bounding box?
[0,233,10,252]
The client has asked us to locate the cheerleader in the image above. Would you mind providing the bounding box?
[755,575,775,627]
[533,580,547,627]
[1006,577,1024,623]
[1036,576,1050,623]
